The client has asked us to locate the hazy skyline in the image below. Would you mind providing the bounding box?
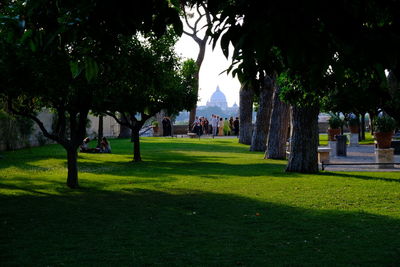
[174,13,240,107]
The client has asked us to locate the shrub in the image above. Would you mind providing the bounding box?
[328,114,343,129]
[374,114,396,133]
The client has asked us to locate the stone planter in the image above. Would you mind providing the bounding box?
[375,148,394,169]
[349,133,359,147]
[153,126,159,136]
[328,141,337,157]
[375,131,393,149]
[327,128,341,141]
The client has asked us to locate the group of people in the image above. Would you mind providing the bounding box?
[80,137,112,153]
[192,115,239,137]
[162,117,172,136]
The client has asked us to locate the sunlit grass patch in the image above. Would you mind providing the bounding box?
[0,137,399,265]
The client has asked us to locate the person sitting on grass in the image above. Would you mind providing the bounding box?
[79,137,97,153]
[100,137,112,153]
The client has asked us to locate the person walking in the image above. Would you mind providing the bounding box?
[204,118,209,135]
[218,117,224,136]
[192,116,200,135]
[233,117,240,136]
[162,117,170,136]
[212,114,219,137]
[223,117,231,136]
[229,117,234,135]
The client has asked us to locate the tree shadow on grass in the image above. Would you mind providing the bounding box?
[75,157,289,180]
[1,188,399,266]
[322,171,400,183]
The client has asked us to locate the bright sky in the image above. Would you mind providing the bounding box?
[174,10,240,107]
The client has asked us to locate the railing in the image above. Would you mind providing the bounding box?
[139,125,153,136]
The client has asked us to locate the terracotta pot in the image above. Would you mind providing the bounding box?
[327,128,341,141]
[349,125,359,134]
[375,131,393,149]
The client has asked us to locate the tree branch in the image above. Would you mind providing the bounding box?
[183,10,195,32]
[193,12,205,33]
[105,111,131,128]
[7,101,65,146]
[183,29,196,38]
[201,2,213,27]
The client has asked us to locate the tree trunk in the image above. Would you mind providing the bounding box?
[97,115,103,147]
[239,83,254,145]
[188,106,196,133]
[132,128,141,162]
[188,72,199,132]
[361,113,366,140]
[250,77,274,151]
[369,112,376,135]
[66,148,79,188]
[156,111,165,137]
[118,114,131,138]
[286,105,319,173]
[265,86,290,159]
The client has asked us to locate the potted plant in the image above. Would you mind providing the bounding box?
[327,114,343,141]
[348,115,359,134]
[152,121,159,133]
[374,114,396,148]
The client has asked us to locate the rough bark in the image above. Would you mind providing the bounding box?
[65,110,88,188]
[369,112,376,135]
[361,113,366,140]
[97,115,103,147]
[250,77,274,151]
[239,84,254,145]
[66,147,79,188]
[286,105,319,173]
[118,114,131,138]
[265,86,290,159]
[132,128,141,162]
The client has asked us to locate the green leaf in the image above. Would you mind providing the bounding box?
[220,33,230,59]
[20,29,33,43]
[29,40,37,52]
[84,57,99,81]
[70,61,81,79]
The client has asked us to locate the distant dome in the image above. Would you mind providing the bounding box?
[207,86,228,109]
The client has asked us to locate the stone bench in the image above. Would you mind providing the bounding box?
[318,147,332,164]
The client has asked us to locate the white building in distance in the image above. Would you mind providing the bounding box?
[206,85,228,110]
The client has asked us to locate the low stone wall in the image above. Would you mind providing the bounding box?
[172,125,188,135]
[0,110,120,152]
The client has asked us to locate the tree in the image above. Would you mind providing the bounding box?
[250,76,274,152]
[238,83,254,145]
[181,2,212,131]
[0,0,183,188]
[103,34,197,162]
[265,85,290,159]
[187,0,400,172]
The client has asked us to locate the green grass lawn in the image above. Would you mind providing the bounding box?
[1,138,399,266]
